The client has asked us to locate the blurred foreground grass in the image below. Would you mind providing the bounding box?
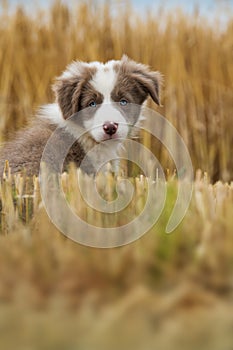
[0,168,233,349]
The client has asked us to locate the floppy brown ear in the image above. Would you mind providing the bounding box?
[120,55,162,106]
[53,61,96,120]
[131,70,162,106]
[53,76,83,120]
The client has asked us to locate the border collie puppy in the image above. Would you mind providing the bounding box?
[0,55,162,176]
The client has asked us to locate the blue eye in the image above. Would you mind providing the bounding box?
[120,99,128,106]
[89,101,97,107]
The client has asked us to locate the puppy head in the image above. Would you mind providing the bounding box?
[53,55,162,144]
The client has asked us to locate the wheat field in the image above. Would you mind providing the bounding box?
[0,1,233,349]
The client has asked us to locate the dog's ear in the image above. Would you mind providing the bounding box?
[131,70,162,106]
[53,76,82,120]
[53,61,95,120]
[121,55,163,106]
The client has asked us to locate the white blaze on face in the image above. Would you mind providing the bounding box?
[90,62,117,102]
[86,62,129,143]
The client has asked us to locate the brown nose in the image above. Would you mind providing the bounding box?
[103,121,118,136]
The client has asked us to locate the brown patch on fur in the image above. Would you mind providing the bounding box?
[112,55,162,106]
[78,82,104,110]
[53,64,98,120]
[0,120,54,176]
[0,118,93,176]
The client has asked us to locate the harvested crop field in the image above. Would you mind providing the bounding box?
[0,1,233,349]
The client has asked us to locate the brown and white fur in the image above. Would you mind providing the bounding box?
[0,55,162,176]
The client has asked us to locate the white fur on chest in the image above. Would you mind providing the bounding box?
[85,139,121,173]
